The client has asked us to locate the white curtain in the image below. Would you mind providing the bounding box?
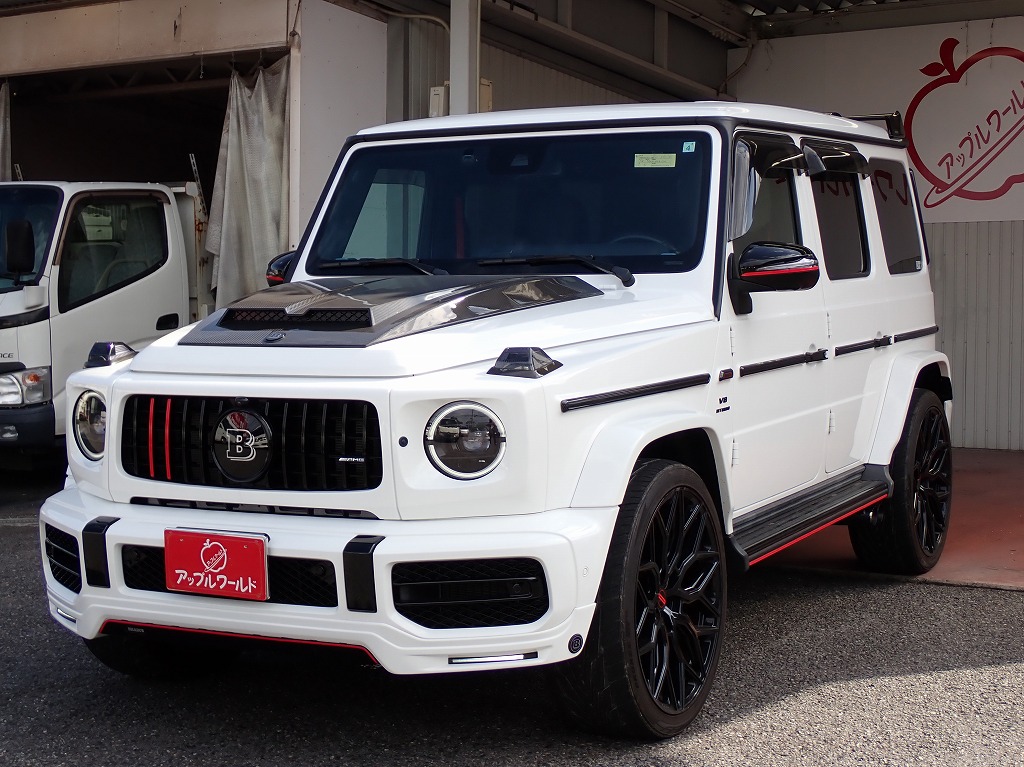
[0,82,11,181]
[207,57,290,308]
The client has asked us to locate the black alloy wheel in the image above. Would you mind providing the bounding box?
[553,460,726,739]
[850,388,952,574]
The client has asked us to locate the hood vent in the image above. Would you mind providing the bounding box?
[221,307,372,331]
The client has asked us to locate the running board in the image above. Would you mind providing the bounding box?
[729,466,891,569]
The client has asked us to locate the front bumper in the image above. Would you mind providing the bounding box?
[40,486,617,675]
[0,401,57,448]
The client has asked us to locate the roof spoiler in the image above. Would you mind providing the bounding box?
[830,112,905,141]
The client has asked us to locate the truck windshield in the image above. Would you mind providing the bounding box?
[306,130,713,277]
[0,186,61,292]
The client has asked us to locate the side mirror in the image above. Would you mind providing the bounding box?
[4,220,36,278]
[728,242,819,315]
[266,251,296,286]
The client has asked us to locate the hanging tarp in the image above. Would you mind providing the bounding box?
[0,82,11,181]
[207,56,289,308]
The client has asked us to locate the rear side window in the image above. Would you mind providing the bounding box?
[869,159,925,274]
[811,175,868,280]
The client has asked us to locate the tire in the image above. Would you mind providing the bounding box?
[84,634,238,680]
[849,388,952,575]
[552,460,727,739]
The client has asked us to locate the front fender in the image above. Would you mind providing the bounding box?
[569,410,724,509]
[867,350,951,467]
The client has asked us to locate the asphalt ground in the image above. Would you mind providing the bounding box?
[2,459,1022,766]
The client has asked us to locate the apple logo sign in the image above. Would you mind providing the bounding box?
[906,37,1024,209]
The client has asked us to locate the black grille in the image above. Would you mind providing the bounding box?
[45,524,82,593]
[220,308,371,329]
[120,396,383,491]
[121,545,339,607]
[392,558,548,629]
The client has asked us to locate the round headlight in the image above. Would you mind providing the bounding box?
[73,391,107,461]
[424,402,506,480]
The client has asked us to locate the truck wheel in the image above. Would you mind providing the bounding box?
[553,460,726,739]
[84,635,237,680]
[849,388,952,574]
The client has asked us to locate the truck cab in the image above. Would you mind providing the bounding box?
[0,182,209,449]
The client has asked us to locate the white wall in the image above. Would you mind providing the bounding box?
[0,0,290,74]
[728,17,1024,225]
[292,0,386,243]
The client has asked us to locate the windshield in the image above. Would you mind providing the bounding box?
[0,186,62,291]
[306,130,713,277]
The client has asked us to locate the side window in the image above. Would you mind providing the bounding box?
[868,159,925,274]
[811,175,868,280]
[733,172,799,254]
[57,194,168,311]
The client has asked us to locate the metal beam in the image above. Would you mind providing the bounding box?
[755,0,1024,38]
[450,0,481,114]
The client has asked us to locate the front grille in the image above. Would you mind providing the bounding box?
[392,558,549,629]
[122,545,339,607]
[221,308,371,329]
[45,524,82,593]
[120,396,383,491]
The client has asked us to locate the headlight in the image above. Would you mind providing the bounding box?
[0,366,52,405]
[73,391,107,461]
[424,402,506,480]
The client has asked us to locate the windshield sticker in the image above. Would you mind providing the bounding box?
[634,153,677,168]
[682,142,696,153]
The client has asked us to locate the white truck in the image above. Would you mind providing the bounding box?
[0,182,210,450]
[40,104,953,739]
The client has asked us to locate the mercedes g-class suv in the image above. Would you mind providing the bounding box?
[40,103,952,739]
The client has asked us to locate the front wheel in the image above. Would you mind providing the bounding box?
[849,388,952,574]
[553,460,727,739]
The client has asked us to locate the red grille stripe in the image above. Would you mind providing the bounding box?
[147,397,155,478]
[164,398,172,480]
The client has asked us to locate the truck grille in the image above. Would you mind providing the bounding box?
[120,395,383,491]
[392,558,549,629]
[45,524,82,593]
[122,545,339,607]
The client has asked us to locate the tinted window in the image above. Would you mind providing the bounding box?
[869,160,925,274]
[811,175,868,280]
[0,186,61,291]
[308,131,713,276]
[733,172,799,254]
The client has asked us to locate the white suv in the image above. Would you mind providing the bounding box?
[40,103,952,739]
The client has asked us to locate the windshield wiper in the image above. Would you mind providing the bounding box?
[316,258,449,276]
[476,255,635,287]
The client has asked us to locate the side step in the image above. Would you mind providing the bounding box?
[730,466,891,569]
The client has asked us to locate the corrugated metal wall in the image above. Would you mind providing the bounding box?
[403,19,635,120]
[927,221,1024,449]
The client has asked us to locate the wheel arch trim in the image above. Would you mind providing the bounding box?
[867,351,952,467]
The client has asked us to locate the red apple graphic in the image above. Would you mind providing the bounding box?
[906,37,1024,208]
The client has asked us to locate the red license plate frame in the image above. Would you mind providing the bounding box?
[164,529,269,601]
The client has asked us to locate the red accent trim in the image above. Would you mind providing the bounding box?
[99,620,379,664]
[147,398,155,478]
[748,494,887,566]
[741,266,819,278]
[164,398,172,480]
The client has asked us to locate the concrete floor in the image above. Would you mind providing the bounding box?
[768,448,1024,590]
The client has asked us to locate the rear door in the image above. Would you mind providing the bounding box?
[48,190,187,422]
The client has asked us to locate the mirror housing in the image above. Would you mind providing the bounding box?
[729,242,820,315]
[4,220,36,278]
[266,251,297,286]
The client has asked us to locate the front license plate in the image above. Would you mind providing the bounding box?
[164,530,269,601]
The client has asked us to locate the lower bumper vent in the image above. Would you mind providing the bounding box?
[122,545,339,608]
[45,524,82,593]
[392,558,548,629]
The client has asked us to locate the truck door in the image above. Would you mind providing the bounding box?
[48,191,187,423]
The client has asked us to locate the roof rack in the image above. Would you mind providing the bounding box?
[830,112,905,141]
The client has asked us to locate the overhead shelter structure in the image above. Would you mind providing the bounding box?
[0,0,1018,447]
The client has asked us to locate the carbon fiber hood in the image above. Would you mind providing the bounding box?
[180,275,604,348]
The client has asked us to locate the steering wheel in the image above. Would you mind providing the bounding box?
[609,233,675,253]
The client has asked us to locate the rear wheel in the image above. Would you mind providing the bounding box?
[849,388,952,574]
[553,460,726,739]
